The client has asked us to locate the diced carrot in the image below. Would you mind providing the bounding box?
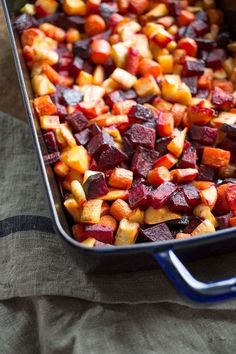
[147,166,172,186]
[112,100,136,115]
[88,114,129,127]
[21,28,45,47]
[101,201,110,216]
[214,183,230,214]
[213,80,234,93]
[66,28,80,43]
[192,181,214,190]
[157,112,174,137]
[42,64,73,86]
[171,168,199,183]
[39,23,66,42]
[108,168,133,189]
[85,14,106,36]
[138,58,162,78]
[153,153,178,169]
[62,169,83,191]
[110,199,132,221]
[230,217,236,227]
[90,39,111,64]
[178,10,195,26]
[54,161,69,177]
[177,38,197,57]
[99,215,118,232]
[34,95,57,116]
[198,75,212,90]
[202,147,231,168]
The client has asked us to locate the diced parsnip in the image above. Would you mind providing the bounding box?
[128,208,145,224]
[145,206,181,225]
[83,170,101,184]
[108,168,133,189]
[83,85,105,102]
[115,219,139,245]
[191,219,215,236]
[81,237,96,247]
[111,68,137,90]
[167,127,188,157]
[63,0,86,15]
[66,146,91,173]
[117,21,141,42]
[98,189,128,201]
[20,3,36,15]
[64,197,82,223]
[134,75,161,97]
[62,169,83,191]
[71,180,86,205]
[60,124,77,147]
[88,114,128,127]
[54,161,70,178]
[162,75,192,105]
[32,74,56,96]
[80,199,103,224]
[110,199,132,221]
[111,42,130,68]
[134,34,153,59]
[34,46,59,65]
[193,204,218,227]
[102,78,121,94]
[104,127,122,143]
[199,185,217,209]
[39,115,60,130]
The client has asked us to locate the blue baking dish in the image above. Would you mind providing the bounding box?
[2,0,236,303]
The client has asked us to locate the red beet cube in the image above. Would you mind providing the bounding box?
[128,104,155,122]
[196,89,210,99]
[128,184,150,210]
[70,56,84,77]
[220,124,236,138]
[98,146,128,170]
[131,146,159,178]
[14,13,38,32]
[226,184,236,210]
[182,59,205,77]
[206,49,226,70]
[195,38,216,51]
[121,89,137,101]
[182,76,198,95]
[87,130,114,157]
[211,87,234,110]
[43,131,59,153]
[149,181,177,208]
[190,125,217,146]
[216,213,233,230]
[62,89,83,106]
[219,136,236,153]
[74,128,91,145]
[182,184,201,207]
[178,146,197,169]
[196,165,216,181]
[140,223,173,242]
[184,217,202,233]
[169,190,191,213]
[123,137,135,158]
[125,123,156,149]
[65,111,88,133]
[155,137,172,156]
[84,225,114,244]
[192,20,209,35]
[83,173,109,199]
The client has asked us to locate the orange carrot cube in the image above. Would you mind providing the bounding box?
[108,168,133,189]
[202,147,231,168]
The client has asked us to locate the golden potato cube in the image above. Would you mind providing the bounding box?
[115,219,139,245]
[134,75,160,97]
[66,146,91,173]
[111,68,137,90]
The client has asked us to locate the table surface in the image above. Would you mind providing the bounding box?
[0,3,25,121]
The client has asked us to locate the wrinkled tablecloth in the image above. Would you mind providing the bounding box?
[1,111,236,354]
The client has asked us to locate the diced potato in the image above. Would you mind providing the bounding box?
[39,115,60,130]
[34,46,59,65]
[81,237,96,247]
[66,146,91,173]
[199,185,217,209]
[118,21,141,42]
[115,219,139,245]
[111,42,130,68]
[167,128,188,157]
[162,75,192,105]
[191,219,215,236]
[193,204,218,227]
[145,4,168,20]
[32,74,56,96]
[83,85,105,102]
[111,68,137,90]
[134,34,153,59]
[145,206,181,225]
[128,208,145,224]
[64,197,82,223]
[80,199,103,224]
[158,55,174,74]
[134,75,160,97]
[71,180,86,205]
[102,78,121,94]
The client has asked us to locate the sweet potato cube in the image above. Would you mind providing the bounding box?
[147,166,172,186]
[108,168,133,189]
[111,68,137,89]
[191,219,215,236]
[154,153,178,169]
[157,112,174,137]
[202,147,230,168]
[134,75,160,97]
[80,199,103,224]
[66,146,91,173]
[64,197,82,223]
[39,115,60,130]
[115,219,139,245]
[145,206,181,225]
[99,215,118,232]
[167,127,188,157]
[71,180,87,206]
[110,199,132,221]
[34,95,57,116]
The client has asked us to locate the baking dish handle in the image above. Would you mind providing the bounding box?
[154,249,236,303]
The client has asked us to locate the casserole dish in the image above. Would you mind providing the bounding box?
[2,0,236,303]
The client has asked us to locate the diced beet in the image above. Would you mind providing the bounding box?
[73,39,90,60]
[167,215,191,228]
[43,152,60,164]
[94,240,114,248]
[211,87,234,110]
[178,146,197,169]
[196,165,216,181]
[220,124,236,138]
[184,217,202,233]
[123,137,135,158]
[155,137,172,156]
[192,20,209,36]
[105,90,123,108]
[182,184,201,207]
[89,158,98,171]
[182,76,198,95]
[43,131,59,153]
[168,0,181,16]
[98,146,128,170]
[87,130,114,157]
[82,60,94,74]
[70,56,84,77]
[132,177,146,187]
[125,123,156,150]
[91,29,112,42]
[177,26,187,39]
[195,11,208,22]
[128,184,149,210]
[217,31,231,48]
[103,58,116,76]
[149,181,177,209]
[121,89,137,101]
[196,89,210,99]
[169,190,191,213]
[216,213,233,229]
[136,94,157,105]
[84,224,114,244]
[99,3,115,22]
[182,59,205,77]
[62,89,83,106]
[131,146,159,178]
[195,38,216,51]
[206,49,226,70]
[74,129,91,145]
[140,223,173,242]
[128,104,155,122]
[14,13,38,32]
[190,125,217,146]
[83,173,109,199]
[65,111,88,132]
[184,25,197,39]
[90,123,102,136]
[52,13,85,31]
[219,136,236,153]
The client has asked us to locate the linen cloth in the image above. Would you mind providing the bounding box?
[1,111,236,354]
